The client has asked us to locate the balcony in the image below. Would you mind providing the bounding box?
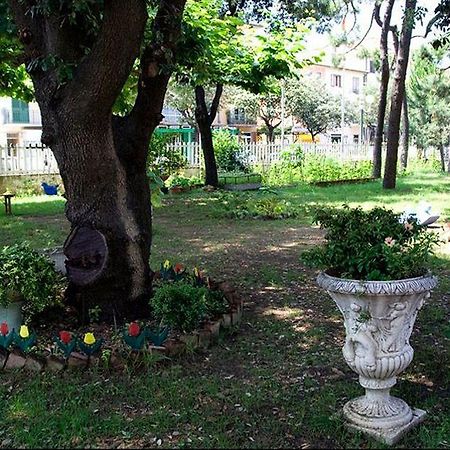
[226,110,256,125]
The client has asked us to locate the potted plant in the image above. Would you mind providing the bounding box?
[302,206,440,445]
[0,243,66,330]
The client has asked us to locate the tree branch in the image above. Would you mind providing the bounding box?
[64,0,147,117]
[208,83,224,125]
[8,1,45,59]
[128,0,187,140]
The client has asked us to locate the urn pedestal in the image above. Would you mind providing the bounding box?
[317,272,437,445]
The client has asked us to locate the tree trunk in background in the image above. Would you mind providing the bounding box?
[439,144,446,172]
[400,93,410,169]
[383,0,417,189]
[373,0,396,178]
[195,84,223,187]
[196,110,219,186]
[267,125,275,142]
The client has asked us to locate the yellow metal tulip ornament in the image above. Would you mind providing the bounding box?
[78,332,103,367]
[14,325,37,352]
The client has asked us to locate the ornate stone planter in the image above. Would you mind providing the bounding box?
[317,271,438,445]
[0,299,23,332]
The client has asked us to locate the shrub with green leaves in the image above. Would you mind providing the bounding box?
[168,174,202,188]
[147,134,187,177]
[151,282,208,333]
[301,206,440,281]
[0,244,66,322]
[257,153,372,186]
[205,290,229,318]
[213,129,248,173]
[216,191,302,220]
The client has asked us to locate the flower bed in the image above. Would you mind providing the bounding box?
[0,262,243,372]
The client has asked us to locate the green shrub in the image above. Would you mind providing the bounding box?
[168,174,202,188]
[205,290,229,318]
[147,134,187,178]
[0,243,66,322]
[151,282,208,333]
[301,206,440,281]
[216,191,302,220]
[213,130,248,173]
[257,153,373,186]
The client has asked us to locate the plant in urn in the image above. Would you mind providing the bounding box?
[303,206,440,445]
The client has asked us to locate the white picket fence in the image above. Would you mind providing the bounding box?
[0,145,58,176]
[0,142,421,176]
[168,141,376,168]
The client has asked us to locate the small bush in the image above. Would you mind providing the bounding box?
[216,191,302,220]
[0,243,66,322]
[147,134,187,178]
[301,206,440,281]
[205,290,229,318]
[257,152,373,186]
[213,130,248,173]
[168,174,202,188]
[151,282,208,333]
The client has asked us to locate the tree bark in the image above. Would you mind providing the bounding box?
[267,125,275,143]
[383,0,417,189]
[439,143,446,172]
[195,84,223,187]
[400,93,410,170]
[9,0,187,323]
[373,0,396,178]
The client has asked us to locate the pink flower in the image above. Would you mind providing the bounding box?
[384,237,396,247]
[404,222,413,231]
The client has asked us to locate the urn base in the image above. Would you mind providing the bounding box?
[343,400,426,446]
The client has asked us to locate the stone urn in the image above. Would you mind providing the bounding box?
[317,271,438,445]
[0,292,24,332]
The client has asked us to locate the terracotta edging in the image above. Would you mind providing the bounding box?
[0,281,243,373]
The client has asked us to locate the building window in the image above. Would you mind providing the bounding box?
[331,134,341,143]
[352,77,360,94]
[11,99,29,123]
[331,74,342,88]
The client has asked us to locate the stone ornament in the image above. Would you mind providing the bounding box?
[317,272,438,445]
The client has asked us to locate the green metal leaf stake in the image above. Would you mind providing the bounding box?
[13,325,37,352]
[146,325,170,347]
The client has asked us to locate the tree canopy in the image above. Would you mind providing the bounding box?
[285,76,343,142]
[408,45,450,152]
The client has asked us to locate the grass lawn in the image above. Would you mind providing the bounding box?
[0,170,449,449]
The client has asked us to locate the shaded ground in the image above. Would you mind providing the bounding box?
[0,175,449,448]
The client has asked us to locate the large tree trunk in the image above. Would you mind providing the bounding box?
[373,0,396,178]
[9,0,186,322]
[400,93,410,170]
[383,0,417,189]
[56,118,152,322]
[195,84,223,187]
